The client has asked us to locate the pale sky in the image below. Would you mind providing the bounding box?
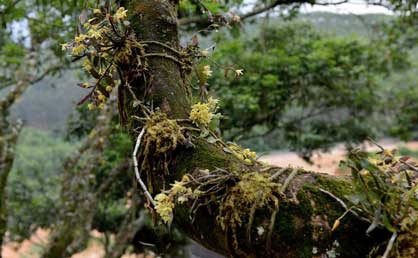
[301,1,393,14]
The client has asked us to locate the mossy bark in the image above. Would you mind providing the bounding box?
[120,1,392,257]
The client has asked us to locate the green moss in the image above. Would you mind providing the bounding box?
[172,139,237,177]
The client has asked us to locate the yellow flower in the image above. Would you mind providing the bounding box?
[98,103,105,109]
[170,181,187,195]
[74,34,88,43]
[155,193,174,224]
[97,93,106,101]
[181,175,190,182]
[200,50,209,57]
[72,44,86,55]
[93,8,101,15]
[114,7,128,21]
[61,43,69,51]
[83,59,92,71]
[105,85,113,92]
[87,27,102,39]
[243,148,257,159]
[202,65,212,78]
[87,103,95,110]
[190,102,213,126]
[234,152,244,160]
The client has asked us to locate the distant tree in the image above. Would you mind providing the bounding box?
[0,0,82,253]
[210,21,409,158]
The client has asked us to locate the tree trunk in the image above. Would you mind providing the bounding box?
[116,1,398,257]
[0,77,30,257]
[42,104,116,258]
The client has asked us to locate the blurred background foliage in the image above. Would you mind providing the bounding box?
[3,0,418,256]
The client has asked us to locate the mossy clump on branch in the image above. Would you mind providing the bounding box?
[217,172,281,231]
[142,112,186,155]
[138,111,187,192]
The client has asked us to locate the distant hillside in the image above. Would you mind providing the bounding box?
[8,12,393,134]
[9,70,84,134]
[300,12,392,37]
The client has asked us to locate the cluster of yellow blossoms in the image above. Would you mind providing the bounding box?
[189,97,219,126]
[62,7,129,110]
[154,193,174,224]
[227,143,257,164]
[154,175,201,224]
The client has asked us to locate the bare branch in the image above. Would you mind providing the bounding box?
[133,127,156,207]
[179,0,358,26]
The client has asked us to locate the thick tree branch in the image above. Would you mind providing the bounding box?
[117,0,396,257]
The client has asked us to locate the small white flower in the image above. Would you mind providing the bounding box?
[257,226,265,236]
[234,69,244,78]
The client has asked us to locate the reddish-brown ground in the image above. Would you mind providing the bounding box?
[261,140,418,175]
[2,229,153,258]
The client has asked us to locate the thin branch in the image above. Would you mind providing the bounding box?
[382,231,397,258]
[400,159,418,173]
[319,188,348,210]
[241,0,283,20]
[179,0,284,26]
[269,167,288,181]
[315,0,348,5]
[143,53,183,66]
[280,168,298,193]
[179,0,356,26]
[133,127,156,207]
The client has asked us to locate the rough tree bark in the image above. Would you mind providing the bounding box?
[118,0,393,257]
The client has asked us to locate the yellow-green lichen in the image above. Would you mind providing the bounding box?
[138,111,187,192]
[217,172,282,250]
[142,111,186,155]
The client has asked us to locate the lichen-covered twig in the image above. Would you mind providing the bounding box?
[133,127,156,207]
[269,167,288,181]
[280,168,298,193]
[382,232,397,258]
[319,188,348,210]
